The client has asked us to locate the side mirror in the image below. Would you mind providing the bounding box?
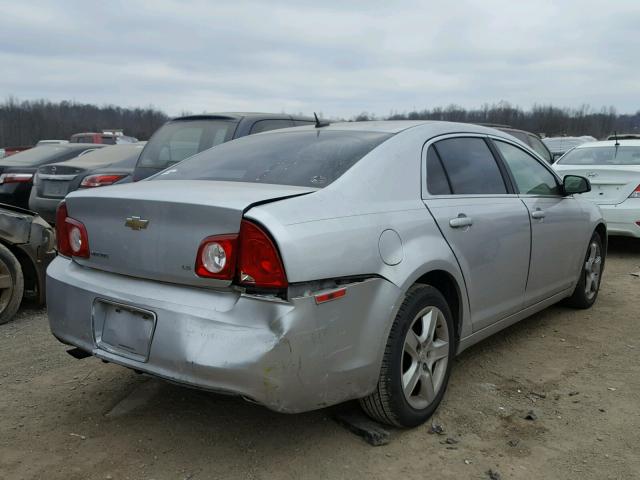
[563,175,591,195]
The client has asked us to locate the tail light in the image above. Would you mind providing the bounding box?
[55,202,90,258]
[195,220,288,288]
[0,173,33,184]
[237,220,288,288]
[629,184,640,198]
[80,174,126,188]
[195,235,237,279]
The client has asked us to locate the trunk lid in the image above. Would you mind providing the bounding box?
[37,164,87,198]
[555,165,640,204]
[65,180,316,287]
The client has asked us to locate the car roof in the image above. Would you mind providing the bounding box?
[171,112,315,122]
[254,120,513,136]
[574,139,640,148]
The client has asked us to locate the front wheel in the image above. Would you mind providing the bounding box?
[564,232,604,309]
[360,285,455,428]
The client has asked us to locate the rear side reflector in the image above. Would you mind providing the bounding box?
[80,174,126,188]
[315,288,347,304]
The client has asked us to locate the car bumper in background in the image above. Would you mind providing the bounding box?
[28,189,61,224]
[46,257,401,413]
[598,199,640,238]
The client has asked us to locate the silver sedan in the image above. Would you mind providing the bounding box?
[47,121,605,427]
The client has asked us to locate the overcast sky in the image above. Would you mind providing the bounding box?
[1,0,639,118]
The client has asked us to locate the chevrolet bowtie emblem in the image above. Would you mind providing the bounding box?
[125,216,149,231]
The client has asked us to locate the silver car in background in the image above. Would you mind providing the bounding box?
[47,121,605,427]
[553,139,640,238]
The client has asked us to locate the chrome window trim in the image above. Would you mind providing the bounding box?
[421,132,518,200]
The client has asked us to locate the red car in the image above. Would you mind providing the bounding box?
[70,130,138,145]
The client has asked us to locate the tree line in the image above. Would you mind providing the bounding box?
[0,98,168,147]
[1,98,639,147]
[356,102,640,139]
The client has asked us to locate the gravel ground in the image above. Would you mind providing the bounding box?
[1,237,639,480]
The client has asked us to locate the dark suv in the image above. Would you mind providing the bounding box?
[133,113,315,180]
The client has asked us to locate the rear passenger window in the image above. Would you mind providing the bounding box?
[250,119,294,134]
[426,146,451,195]
[494,141,560,196]
[434,138,507,194]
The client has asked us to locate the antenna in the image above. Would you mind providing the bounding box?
[314,112,330,128]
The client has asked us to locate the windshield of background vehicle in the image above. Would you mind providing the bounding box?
[137,120,238,169]
[153,130,393,188]
[558,146,640,165]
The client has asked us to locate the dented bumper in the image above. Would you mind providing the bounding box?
[46,257,401,413]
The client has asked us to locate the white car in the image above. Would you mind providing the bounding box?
[553,140,640,238]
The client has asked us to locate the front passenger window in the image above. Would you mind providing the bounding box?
[494,141,560,196]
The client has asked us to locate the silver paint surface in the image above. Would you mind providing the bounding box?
[47,121,605,413]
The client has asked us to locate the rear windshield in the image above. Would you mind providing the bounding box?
[153,130,392,188]
[0,146,79,166]
[558,146,640,165]
[137,120,238,169]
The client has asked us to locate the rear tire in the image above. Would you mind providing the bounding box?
[360,285,455,427]
[0,244,24,325]
[564,232,603,309]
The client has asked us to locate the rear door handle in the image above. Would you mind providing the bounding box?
[531,209,546,219]
[449,214,473,228]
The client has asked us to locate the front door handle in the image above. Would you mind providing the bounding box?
[449,214,473,228]
[531,209,546,219]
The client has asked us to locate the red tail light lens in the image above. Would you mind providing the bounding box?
[629,184,640,199]
[195,220,288,288]
[195,235,237,279]
[55,202,90,258]
[80,174,126,188]
[237,220,288,288]
[0,173,33,184]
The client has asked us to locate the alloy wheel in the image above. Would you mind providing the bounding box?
[584,240,602,300]
[401,306,450,410]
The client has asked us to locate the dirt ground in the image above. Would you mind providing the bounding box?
[1,238,639,480]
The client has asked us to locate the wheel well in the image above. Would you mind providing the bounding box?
[595,223,607,252]
[0,242,39,303]
[414,270,462,343]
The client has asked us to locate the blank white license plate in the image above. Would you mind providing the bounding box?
[93,299,156,362]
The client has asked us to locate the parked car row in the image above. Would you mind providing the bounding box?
[542,135,597,161]
[0,112,316,322]
[0,113,317,219]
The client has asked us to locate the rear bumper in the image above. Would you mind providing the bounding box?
[46,257,400,413]
[28,189,60,224]
[598,199,640,238]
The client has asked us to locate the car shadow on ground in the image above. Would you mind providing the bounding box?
[606,236,640,255]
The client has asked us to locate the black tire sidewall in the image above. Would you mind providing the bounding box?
[385,286,455,427]
[0,244,24,325]
[572,232,604,308]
